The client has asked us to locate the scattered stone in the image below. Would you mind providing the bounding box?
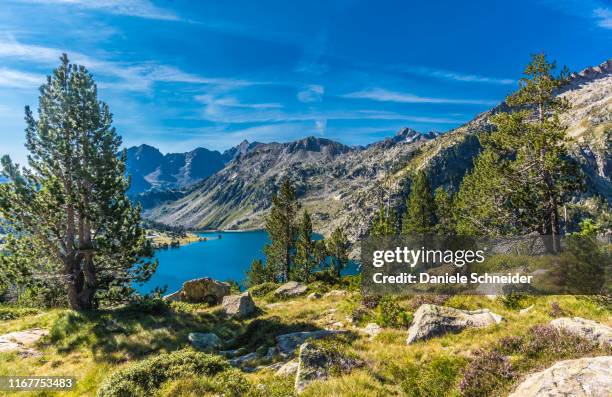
[219,348,243,358]
[222,291,257,318]
[508,356,612,397]
[307,292,322,300]
[188,332,221,351]
[330,322,344,329]
[229,351,258,367]
[406,304,504,344]
[363,323,381,339]
[162,277,230,304]
[276,330,347,357]
[0,328,48,357]
[324,290,348,298]
[519,304,534,315]
[274,281,308,298]
[549,317,612,346]
[275,359,299,377]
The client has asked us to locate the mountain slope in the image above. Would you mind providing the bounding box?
[146,59,611,243]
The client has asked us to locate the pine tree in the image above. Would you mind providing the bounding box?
[245,259,272,286]
[371,204,398,237]
[456,54,583,248]
[401,170,436,235]
[433,187,455,235]
[0,55,156,310]
[292,210,315,282]
[327,227,349,279]
[264,177,300,282]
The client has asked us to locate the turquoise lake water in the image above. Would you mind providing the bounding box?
[140,230,359,294]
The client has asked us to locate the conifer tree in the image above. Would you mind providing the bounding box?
[433,187,455,235]
[401,170,436,235]
[371,204,398,237]
[245,258,272,286]
[456,54,583,249]
[292,210,315,282]
[264,177,299,282]
[327,227,349,279]
[0,55,156,310]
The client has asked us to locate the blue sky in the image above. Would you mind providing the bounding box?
[0,0,610,164]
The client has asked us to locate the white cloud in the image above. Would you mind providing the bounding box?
[342,88,497,106]
[14,0,180,21]
[401,65,515,85]
[0,68,44,88]
[314,118,326,134]
[594,8,612,29]
[297,85,324,103]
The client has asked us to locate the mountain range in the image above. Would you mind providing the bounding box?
[138,59,611,244]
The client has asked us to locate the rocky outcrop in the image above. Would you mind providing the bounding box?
[274,281,308,298]
[363,323,382,339]
[222,292,257,318]
[406,304,503,344]
[163,277,230,304]
[276,330,346,357]
[508,356,612,397]
[188,332,221,351]
[0,328,48,357]
[275,359,299,376]
[549,317,612,347]
[307,292,322,300]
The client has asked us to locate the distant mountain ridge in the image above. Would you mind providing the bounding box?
[144,59,611,246]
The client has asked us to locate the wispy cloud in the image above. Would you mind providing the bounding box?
[13,0,180,21]
[297,85,324,103]
[400,65,515,85]
[594,8,612,29]
[342,88,497,106]
[0,38,261,92]
[0,68,44,88]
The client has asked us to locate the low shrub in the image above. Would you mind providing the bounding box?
[361,294,381,309]
[0,306,39,320]
[459,349,514,397]
[157,368,251,397]
[497,292,531,310]
[248,282,278,297]
[407,294,449,310]
[548,301,566,318]
[97,350,228,397]
[376,296,412,329]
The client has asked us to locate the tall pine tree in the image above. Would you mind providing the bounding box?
[327,227,349,279]
[371,204,398,237]
[264,177,299,282]
[0,55,156,310]
[402,170,436,235]
[433,187,455,235]
[292,210,316,282]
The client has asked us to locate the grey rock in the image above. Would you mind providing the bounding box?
[274,281,308,298]
[508,356,612,397]
[162,290,181,302]
[363,323,382,339]
[406,304,504,344]
[307,292,322,300]
[182,277,231,304]
[275,359,299,376]
[276,330,346,357]
[222,291,257,318]
[0,328,48,357]
[188,332,221,351]
[549,317,612,346]
[229,351,258,367]
[519,304,534,315]
[323,289,348,298]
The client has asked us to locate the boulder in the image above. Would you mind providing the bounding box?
[363,323,381,339]
[188,332,221,351]
[274,281,307,298]
[229,351,258,367]
[508,356,612,397]
[307,292,322,300]
[406,304,503,344]
[549,317,612,346]
[0,328,48,357]
[182,277,231,304]
[324,290,348,298]
[295,342,329,393]
[222,292,257,318]
[162,290,181,302]
[276,330,346,357]
[519,304,534,315]
[275,359,299,376]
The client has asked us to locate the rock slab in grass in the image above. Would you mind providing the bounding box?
[549,317,612,347]
[274,281,307,298]
[406,304,503,344]
[188,332,221,351]
[276,359,299,376]
[508,356,612,397]
[323,290,348,298]
[222,291,256,318]
[276,330,346,357]
[0,328,48,356]
[164,277,230,304]
[363,323,381,339]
